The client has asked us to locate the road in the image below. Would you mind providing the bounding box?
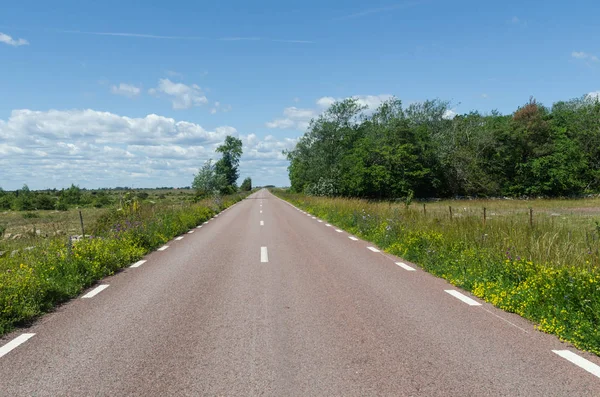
[1,189,600,396]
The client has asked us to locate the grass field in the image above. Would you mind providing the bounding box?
[273,190,600,355]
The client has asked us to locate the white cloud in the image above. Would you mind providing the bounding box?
[0,32,29,46]
[266,94,393,131]
[572,51,599,63]
[149,78,208,110]
[443,109,457,119]
[0,108,294,189]
[210,101,232,114]
[110,83,141,98]
[587,91,600,100]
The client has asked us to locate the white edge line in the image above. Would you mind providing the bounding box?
[197,225,202,229]
[317,220,323,223]
[326,224,332,227]
[130,260,146,268]
[81,284,110,299]
[444,289,482,306]
[335,229,343,233]
[0,333,36,358]
[367,246,380,252]
[553,350,600,379]
[158,245,169,251]
[395,262,416,271]
[349,236,359,241]
[175,236,184,240]
[187,230,194,234]
[261,246,269,263]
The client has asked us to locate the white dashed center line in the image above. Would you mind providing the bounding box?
[260,221,264,226]
[396,262,416,271]
[0,333,35,358]
[552,350,600,379]
[367,246,380,252]
[261,247,269,263]
[130,260,146,268]
[444,290,481,306]
[348,236,359,241]
[158,245,169,251]
[260,210,263,214]
[81,284,110,299]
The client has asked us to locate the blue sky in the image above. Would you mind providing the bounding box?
[1,0,599,190]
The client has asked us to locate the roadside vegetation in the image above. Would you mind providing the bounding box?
[0,134,254,335]
[273,190,600,355]
[280,94,600,355]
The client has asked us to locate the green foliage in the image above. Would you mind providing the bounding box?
[240,177,252,191]
[0,192,250,335]
[273,190,600,355]
[287,95,600,198]
[215,135,243,188]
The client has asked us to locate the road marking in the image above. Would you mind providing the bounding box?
[215,214,219,217]
[553,350,600,379]
[196,225,202,229]
[444,290,482,306]
[158,245,169,251]
[396,262,416,271]
[261,247,269,263]
[260,221,264,226]
[82,284,110,299]
[203,221,209,224]
[312,216,316,219]
[187,230,194,234]
[130,260,146,268]
[326,224,332,227]
[367,246,380,252]
[349,236,359,241]
[260,210,263,214]
[176,236,184,240]
[0,333,35,358]
[335,229,343,233]
[318,220,323,223]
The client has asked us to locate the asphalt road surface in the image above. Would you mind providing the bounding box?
[2,189,600,396]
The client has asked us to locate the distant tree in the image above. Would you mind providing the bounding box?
[14,184,34,211]
[215,136,243,188]
[193,159,224,197]
[240,177,252,191]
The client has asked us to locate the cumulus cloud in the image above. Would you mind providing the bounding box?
[110,83,141,98]
[149,78,208,109]
[266,94,393,130]
[0,108,295,189]
[210,101,232,114]
[0,32,29,46]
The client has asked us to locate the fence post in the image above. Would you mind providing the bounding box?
[423,203,426,216]
[483,207,487,227]
[529,208,533,228]
[449,206,453,220]
[79,210,85,237]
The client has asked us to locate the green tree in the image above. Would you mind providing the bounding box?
[240,177,252,191]
[215,136,243,188]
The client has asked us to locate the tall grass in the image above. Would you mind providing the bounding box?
[0,193,249,335]
[273,190,600,355]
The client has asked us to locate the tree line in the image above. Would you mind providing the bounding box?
[285,95,600,199]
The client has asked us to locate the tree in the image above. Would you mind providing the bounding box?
[192,160,224,197]
[215,136,243,188]
[240,177,252,191]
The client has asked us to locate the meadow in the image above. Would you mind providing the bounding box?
[273,190,600,355]
[0,191,249,335]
